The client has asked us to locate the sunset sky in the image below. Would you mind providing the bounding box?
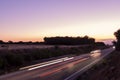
[0,0,120,42]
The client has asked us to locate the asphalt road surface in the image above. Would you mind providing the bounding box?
[0,47,114,80]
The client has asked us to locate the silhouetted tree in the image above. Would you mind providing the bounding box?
[8,41,13,44]
[44,36,95,45]
[17,41,24,44]
[112,40,117,46]
[114,29,120,50]
[0,40,4,44]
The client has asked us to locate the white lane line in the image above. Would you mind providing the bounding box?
[64,58,100,80]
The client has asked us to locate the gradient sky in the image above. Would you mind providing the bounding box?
[0,0,120,42]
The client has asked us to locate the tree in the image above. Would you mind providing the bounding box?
[17,41,24,44]
[114,29,120,51]
[0,40,4,44]
[44,36,95,45]
[112,41,116,46]
[8,41,13,44]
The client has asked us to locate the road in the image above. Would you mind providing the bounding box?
[0,47,114,80]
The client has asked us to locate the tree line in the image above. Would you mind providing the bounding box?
[0,36,95,45]
[0,40,44,45]
[0,36,106,46]
[44,36,95,45]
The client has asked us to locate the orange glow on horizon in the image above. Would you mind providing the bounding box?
[1,35,115,42]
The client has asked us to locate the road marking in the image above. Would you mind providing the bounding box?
[64,58,101,80]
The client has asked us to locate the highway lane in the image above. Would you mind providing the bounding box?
[0,54,90,80]
[0,47,114,80]
[64,47,114,80]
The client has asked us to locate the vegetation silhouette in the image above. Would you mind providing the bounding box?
[114,29,120,51]
[0,36,105,46]
[0,40,4,44]
[44,36,95,45]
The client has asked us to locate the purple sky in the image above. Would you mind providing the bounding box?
[0,0,120,42]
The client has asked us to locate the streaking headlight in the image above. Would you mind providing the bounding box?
[113,46,115,49]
